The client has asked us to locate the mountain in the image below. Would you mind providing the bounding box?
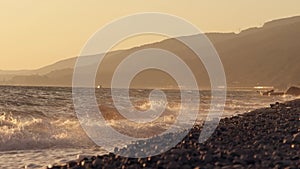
[1,16,300,89]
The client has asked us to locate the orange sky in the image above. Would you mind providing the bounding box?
[0,0,300,70]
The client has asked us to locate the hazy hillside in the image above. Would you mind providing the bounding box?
[217,16,300,88]
[1,16,300,89]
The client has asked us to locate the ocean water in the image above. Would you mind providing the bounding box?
[0,86,296,169]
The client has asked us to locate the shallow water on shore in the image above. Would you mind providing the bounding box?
[0,86,297,168]
[0,148,107,169]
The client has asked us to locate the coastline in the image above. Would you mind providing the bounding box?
[49,99,300,169]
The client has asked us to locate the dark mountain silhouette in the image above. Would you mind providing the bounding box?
[1,16,300,89]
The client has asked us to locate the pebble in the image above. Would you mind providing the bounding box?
[48,99,300,169]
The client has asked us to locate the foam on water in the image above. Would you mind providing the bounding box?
[0,148,107,169]
[0,112,95,152]
[0,86,297,168]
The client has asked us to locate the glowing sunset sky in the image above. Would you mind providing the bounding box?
[0,0,299,70]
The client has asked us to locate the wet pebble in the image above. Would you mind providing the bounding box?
[48,100,300,169]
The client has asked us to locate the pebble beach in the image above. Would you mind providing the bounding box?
[48,99,300,169]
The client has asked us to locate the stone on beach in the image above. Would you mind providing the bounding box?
[48,99,300,169]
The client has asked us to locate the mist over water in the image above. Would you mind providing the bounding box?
[0,86,296,168]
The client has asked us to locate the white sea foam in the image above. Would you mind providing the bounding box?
[0,86,296,168]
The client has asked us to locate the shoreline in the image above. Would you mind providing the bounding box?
[48,99,300,169]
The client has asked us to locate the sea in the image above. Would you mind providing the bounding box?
[0,86,297,169]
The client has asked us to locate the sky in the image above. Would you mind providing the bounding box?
[0,0,300,70]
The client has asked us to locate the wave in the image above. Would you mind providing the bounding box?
[0,112,95,151]
[0,86,297,152]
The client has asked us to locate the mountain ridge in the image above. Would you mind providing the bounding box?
[1,15,300,89]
